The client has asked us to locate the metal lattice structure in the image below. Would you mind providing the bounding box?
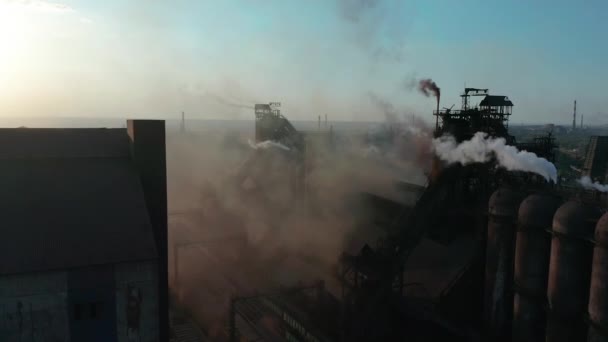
[434,88,515,143]
[254,103,304,152]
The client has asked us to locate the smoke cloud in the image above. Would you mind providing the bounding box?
[577,176,608,192]
[433,132,558,182]
[248,139,291,151]
[367,92,433,170]
[417,78,441,107]
[167,124,427,339]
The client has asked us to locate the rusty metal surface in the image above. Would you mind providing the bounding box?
[546,201,601,342]
[588,213,608,342]
[484,188,523,341]
[512,194,560,342]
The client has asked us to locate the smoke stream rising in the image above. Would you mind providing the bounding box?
[578,176,608,192]
[417,79,441,107]
[433,132,557,182]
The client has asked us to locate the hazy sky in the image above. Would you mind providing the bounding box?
[0,0,606,125]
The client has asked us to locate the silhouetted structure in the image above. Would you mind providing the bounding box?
[573,100,577,131]
[338,87,561,341]
[254,103,304,151]
[582,136,608,183]
[0,121,168,341]
[434,88,514,142]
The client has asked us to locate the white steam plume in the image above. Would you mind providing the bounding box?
[433,132,557,182]
[577,176,608,192]
[248,139,291,151]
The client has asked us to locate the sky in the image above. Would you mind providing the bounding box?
[0,0,606,125]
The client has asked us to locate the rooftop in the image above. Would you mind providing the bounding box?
[0,128,158,275]
[479,95,514,107]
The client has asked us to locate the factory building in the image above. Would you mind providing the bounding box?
[583,136,608,183]
[0,120,168,342]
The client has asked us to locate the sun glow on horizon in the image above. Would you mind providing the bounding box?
[0,2,30,74]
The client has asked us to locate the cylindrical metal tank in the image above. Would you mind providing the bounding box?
[512,194,560,342]
[588,212,608,342]
[485,188,523,340]
[546,201,600,342]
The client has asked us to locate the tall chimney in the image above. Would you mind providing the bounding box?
[572,100,577,130]
[180,111,185,133]
[127,120,168,342]
[325,114,328,129]
[318,115,321,131]
[437,98,440,115]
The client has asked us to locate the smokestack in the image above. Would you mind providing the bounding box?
[417,78,441,113]
[581,113,584,130]
[325,114,328,129]
[318,115,321,131]
[180,111,185,134]
[572,100,577,130]
[127,120,168,342]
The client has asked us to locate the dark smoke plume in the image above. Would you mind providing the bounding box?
[417,79,440,101]
[417,78,441,110]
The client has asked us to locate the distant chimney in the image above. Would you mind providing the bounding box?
[127,120,168,342]
[318,115,321,131]
[572,100,577,130]
[180,111,185,133]
[325,114,328,129]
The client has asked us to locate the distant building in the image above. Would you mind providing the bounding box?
[583,136,608,183]
[0,120,168,342]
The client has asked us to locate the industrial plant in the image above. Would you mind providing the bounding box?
[1,86,607,342]
[166,85,608,342]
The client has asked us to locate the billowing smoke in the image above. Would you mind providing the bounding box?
[577,176,608,192]
[367,92,433,171]
[418,78,441,109]
[433,132,558,182]
[167,126,427,340]
[248,139,291,151]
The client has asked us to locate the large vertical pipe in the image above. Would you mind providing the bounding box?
[485,188,523,340]
[588,212,608,342]
[512,194,560,342]
[546,201,600,342]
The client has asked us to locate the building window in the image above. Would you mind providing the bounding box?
[73,301,104,320]
[74,304,83,320]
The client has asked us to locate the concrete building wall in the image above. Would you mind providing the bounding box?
[115,260,160,342]
[0,260,159,342]
[0,271,71,342]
